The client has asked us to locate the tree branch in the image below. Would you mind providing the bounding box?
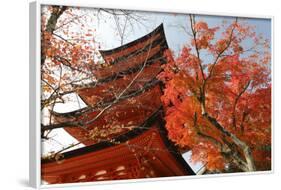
[232,80,251,129]
[41,6,67,65]
[189,14,205,80]
[206,18,238,81]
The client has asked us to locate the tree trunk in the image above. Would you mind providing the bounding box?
[41,6,67,65]
[203,113,256,172]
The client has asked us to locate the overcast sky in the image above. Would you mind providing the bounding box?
[92,9,271,55]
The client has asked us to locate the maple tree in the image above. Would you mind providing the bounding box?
[158,15,271,172]
[41,6,144,110]
[41,6,99,110]
[40,5,148,146]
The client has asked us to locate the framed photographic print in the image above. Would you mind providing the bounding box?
[29,0,273,188]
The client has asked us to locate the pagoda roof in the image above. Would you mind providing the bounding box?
[51,85,162,145]
[99,24,167,63]
[42,109,195,184]
[77,65,162,107]
[49,24,169,145]
[74,23,168,87]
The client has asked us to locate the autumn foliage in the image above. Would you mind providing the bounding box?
[158,16,271,172]
[41,6,100,108]
[41,6,271,174]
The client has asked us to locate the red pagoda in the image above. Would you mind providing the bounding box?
[41,24,195,184]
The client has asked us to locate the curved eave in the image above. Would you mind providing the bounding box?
[99,23,165,57]
[42,108,161,164]
[72,52,166,90]
[72,24,168,90]
[42,108,195,175]
[51,78,161,118]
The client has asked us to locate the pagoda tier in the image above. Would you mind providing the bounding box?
[52,24,169,145]
[74,24,168,106]
[99,24,167,65]
[52,84,162,146]
[77,62,163,107]
[93,42,166,80]
[42,111,195,184]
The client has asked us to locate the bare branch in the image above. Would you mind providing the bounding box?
[206,18,238,81]
[189,14,205,80]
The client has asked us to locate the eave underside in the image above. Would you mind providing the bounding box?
[42,110,195,184]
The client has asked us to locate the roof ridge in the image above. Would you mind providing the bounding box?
[99,23,165,56]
